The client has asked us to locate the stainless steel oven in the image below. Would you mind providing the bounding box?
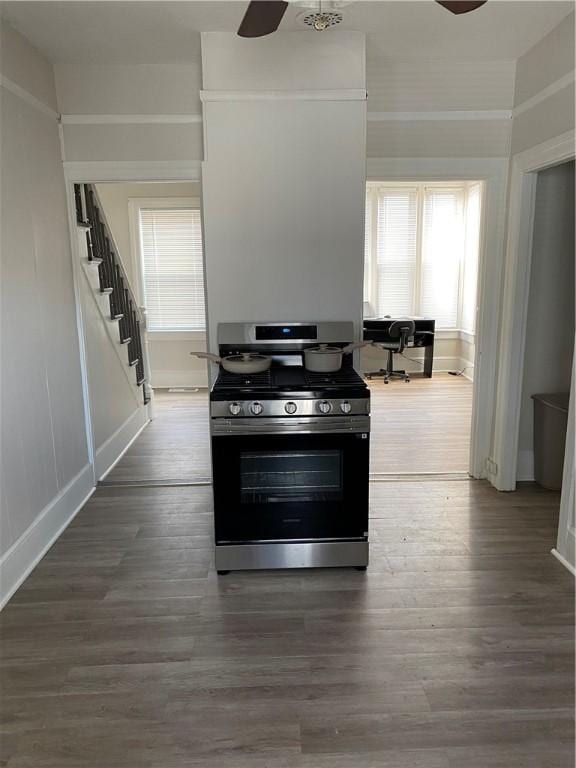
[208,322,370,572]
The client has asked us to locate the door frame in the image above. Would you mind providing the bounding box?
[62,160,205,480]
[366,157,509,479]
[491,130,575,491]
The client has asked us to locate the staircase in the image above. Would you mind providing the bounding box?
[74,183,150,406]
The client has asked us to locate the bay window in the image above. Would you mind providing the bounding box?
[364,182,482,331]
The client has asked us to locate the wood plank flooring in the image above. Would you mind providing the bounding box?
[369,374,472,475]
[1,479,573,767]
[103,374,473,485]
[104,389,211,484]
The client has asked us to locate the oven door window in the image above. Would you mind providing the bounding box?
[212,432,369,544]
[240,450,342,504]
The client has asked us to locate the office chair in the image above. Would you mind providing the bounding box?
[366,320,416,383]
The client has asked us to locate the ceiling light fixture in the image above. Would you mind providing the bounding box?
[299,1,344,31]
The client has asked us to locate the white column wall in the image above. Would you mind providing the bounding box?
[200,32,367,355]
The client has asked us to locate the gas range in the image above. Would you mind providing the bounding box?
[211,362,369,419]
[207,322,370,573]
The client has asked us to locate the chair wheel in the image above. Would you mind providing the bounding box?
[405,378,410,383]
[217,570,230,575]
[384,380,389,384]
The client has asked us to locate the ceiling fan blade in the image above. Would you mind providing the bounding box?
[436,1,488,14]
[238,1,289,38]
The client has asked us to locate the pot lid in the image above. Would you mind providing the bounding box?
[307,344,341,354]
[226,352,268,362]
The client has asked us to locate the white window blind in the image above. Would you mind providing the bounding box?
[139,207,205,332]
[365,182,482,331]
[461,183,482,332]
[376,188,418,316]
[421,188,464,328]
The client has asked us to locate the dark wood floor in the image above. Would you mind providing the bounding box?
[1,479,574,766]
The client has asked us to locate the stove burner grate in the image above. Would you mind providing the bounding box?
[304,368,365,388]
[215,369,273,389]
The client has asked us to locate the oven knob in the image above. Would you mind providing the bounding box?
[318,400,332,414]
[340,401,352,414]
[229,402,242,416]
[285,401,297,415]
[250,401,264,416]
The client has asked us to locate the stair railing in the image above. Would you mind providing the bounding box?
[74,183,152,409]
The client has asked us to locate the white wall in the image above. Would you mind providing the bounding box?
[511,12,575,155]
[0,22,92,606]
[56,62,203,163]
[517,161,575,480]
[95,182,208,388]
[201,32,367,354]
[366,59,515,159]
[75,232,148,480]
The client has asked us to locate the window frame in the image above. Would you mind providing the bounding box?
[128,197,205,339]
[364,180,483,334]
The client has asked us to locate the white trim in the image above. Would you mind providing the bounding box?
[361,353,468,376]
[556,348,575,570]
[200,89,367,102]
[513,70,576,119]
[460,329,475,345]
[0,464,95,609]
[0,73,59,120]
[492,130,575,491]
[365,156,508,481]
[95,408,149,481]
[368,110,511,122]
[63,184,96,478]
[551,548,576,577]
[63,161,202,183]
[61,114,202,125]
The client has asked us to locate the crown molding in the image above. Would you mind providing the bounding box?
[0,74,59,120]
[200,89,367,102]
[513,70,575,118]
[368,110,512,122]
[63,160,202,183]
[61,114,203,125]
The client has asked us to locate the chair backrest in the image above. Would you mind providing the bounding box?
[388,320,415,352]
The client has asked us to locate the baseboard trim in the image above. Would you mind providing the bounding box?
[150,370,208,389]
[0,463,95,609]
[95,407,149,481]
[551,548,576,577]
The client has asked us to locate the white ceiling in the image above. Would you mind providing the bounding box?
[2,1,573,64]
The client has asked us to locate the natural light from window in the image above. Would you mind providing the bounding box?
[364,182,482,331]
[138,206,205,332]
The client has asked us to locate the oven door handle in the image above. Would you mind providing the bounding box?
[211,416,370,436]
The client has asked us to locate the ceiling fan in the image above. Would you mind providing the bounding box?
[238,1,488,38]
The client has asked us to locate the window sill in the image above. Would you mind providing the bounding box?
[434,329,475,342]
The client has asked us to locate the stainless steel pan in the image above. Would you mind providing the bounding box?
[192,351,271,374]
[303,341,368,373]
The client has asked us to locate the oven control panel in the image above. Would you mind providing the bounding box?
[216,398,370,419]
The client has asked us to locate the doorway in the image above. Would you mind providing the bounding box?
[74,180,210,486]
[361,181,482,477]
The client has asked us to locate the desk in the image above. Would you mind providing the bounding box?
[363,317,436,378]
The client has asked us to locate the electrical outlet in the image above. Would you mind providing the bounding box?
[485,457,498,475]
